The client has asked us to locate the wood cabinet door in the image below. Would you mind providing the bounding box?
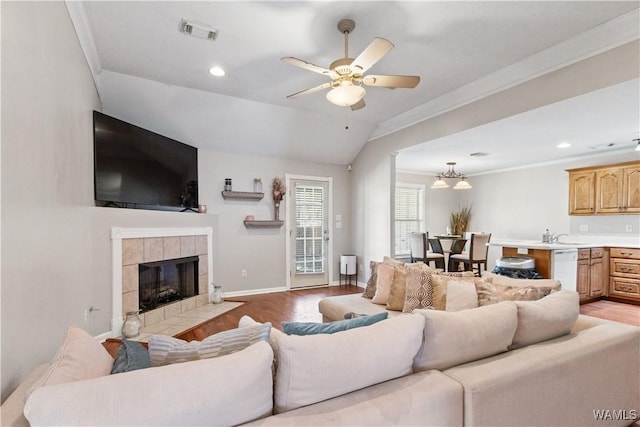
[569,172,595,215]
[595,168,624,213]
[589,257,604,297]
[623,166,640,213]
[576,258,590,300]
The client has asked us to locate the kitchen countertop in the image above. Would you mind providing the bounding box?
[490,238,640,250]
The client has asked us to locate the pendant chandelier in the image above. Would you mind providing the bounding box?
[430,162,472,190]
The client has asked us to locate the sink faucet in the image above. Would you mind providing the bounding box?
[550,233,568,243]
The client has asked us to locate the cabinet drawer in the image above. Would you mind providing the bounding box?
[609,277,640,300]
[578,249,590,260]
[610,258,640,278]
[610,247,640,259]
[590,247,604,258]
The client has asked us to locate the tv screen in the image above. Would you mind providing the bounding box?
[93,111,198,210]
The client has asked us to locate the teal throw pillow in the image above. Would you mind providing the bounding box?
[111,339,152,374]
[282,312,389,336]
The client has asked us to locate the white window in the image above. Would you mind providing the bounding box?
[395,183,424,256]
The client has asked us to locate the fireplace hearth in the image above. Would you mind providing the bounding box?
[139,256,199,313]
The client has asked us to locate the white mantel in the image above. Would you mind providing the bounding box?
[110,227,213,337]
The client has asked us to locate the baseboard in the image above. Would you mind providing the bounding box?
[224,286,288,298]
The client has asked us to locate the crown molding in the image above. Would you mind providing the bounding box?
[370,10,640,142]
[65,1,102,94]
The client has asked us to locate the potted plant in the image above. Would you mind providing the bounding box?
[450,205,472,236]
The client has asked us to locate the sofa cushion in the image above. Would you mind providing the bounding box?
[111,339,151,374]
[148,322,271,366]
[413,302,518,371]
[282,312,388,335]
[475,280,556,306]
[371,263,395,304]
[510,290,579,349]
[271,314,425,413]
[431,275,479,311]
[318,293,398,322]
[26,326,114,398]
[24,342,275,427]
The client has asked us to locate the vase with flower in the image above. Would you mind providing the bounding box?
[272,177,286,220]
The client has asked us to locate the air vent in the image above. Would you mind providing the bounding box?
[180,19,218,41]
[470,152,490,157]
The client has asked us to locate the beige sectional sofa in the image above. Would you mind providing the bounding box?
[4,290,639,426]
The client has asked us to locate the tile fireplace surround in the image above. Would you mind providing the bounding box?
[110,227,213,338]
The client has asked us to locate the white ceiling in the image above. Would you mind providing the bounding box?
[68,1,640,171]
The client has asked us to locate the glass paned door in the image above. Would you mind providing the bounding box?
[290,179,329,288]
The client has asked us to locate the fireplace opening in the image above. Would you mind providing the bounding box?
[139,256,199,313]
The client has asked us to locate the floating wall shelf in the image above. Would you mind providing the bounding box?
[244,220,284,228]
[221,191,264,200]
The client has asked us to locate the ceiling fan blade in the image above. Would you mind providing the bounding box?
[350,38,394,74]
[286,82,332,99]
[281,57,334,76]
[362,74,420,88]
[350,99,366,111]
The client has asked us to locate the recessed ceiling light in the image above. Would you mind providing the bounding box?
[557,142,571,149]
[209,66,225,77]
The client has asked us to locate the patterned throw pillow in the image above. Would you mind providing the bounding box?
[431,275,478,311]
[148,322,271,366]
[371,263,396,304]
[475,280,557,306]
[386,264,408,311]
[403,269,474,313]
[362,261,381,299]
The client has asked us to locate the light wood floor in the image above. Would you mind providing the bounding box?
[177,286,639,341]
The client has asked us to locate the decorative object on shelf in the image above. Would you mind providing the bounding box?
[221,191,264,200]
[254,178,263,193]
[121,311,143,338]
[224,178,232,191]
[210,284,224,304]
[431,162,472,189]
[450,204,472,236]
[244,220,284,228]
[272,177,286,220]
[198,204,207,214]
[245,214,255,221]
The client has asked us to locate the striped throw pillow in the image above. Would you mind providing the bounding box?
[148,323,271,366]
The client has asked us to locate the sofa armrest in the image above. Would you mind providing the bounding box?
[24,342,274,427]
[445,322,640,427]
[241,370,463,427]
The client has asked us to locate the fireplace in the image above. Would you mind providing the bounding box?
[138,256,199,313]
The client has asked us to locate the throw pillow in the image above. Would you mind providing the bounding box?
[282,312,388,335]
[431,275,479,311]
[111,340,151,374]
[510,290,579,349]
[403,267,474,313]
[386,264,408,311]
[26,326,114,398]
[371,263,395,304]
[482,272,562,291]
[476,280,557,306]
[362,260,381,299]
[271,314,424,413]
[148,322,271,366]
[413,301,518,371]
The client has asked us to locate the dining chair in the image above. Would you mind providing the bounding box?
[409,232,445,270]
[447,238,468,272]
[449,233,492,276]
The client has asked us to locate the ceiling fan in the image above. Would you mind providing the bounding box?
[281,19,420,111]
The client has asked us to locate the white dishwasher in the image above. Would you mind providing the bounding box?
[552,249,578,292]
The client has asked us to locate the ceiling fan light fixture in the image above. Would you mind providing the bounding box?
[326,84,366,107]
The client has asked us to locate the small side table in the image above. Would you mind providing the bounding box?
[339,255,357,286]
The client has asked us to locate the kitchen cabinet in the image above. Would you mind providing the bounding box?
[576,247,606,302]
[569,171,595,215]
[567,161,640,215]
[609,247,640,302]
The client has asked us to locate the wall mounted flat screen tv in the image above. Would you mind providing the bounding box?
[93,111,198,210]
